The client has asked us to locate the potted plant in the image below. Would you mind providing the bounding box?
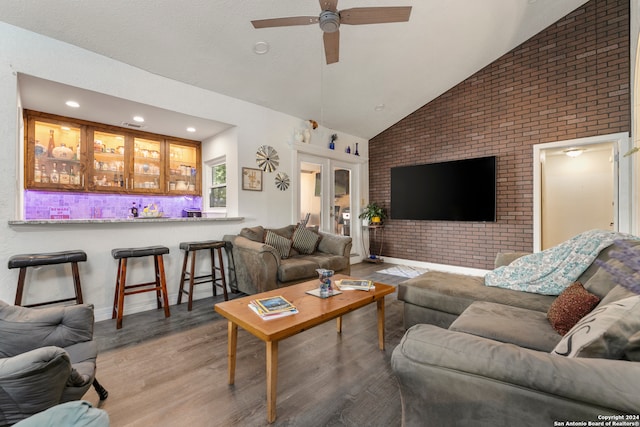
[359,202,387,225]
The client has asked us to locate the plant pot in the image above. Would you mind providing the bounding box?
[371,217,381,224]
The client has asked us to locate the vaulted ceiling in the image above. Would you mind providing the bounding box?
[1,0,589,139]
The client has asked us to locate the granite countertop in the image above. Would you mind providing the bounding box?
[8,216,244,226]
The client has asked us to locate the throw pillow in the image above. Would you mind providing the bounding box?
[547,282,600,335]
[551,295,640,359]
[265,230,292,259]
[291,226,321,254]
[239,226,265,243]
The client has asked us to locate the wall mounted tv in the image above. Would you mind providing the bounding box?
[391,156,497,222]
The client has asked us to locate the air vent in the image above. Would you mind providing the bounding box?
[121,122,146,129]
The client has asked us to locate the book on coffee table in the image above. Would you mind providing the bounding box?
[336,279,374,291]
[248,302,298,320]
[252,295,296,314]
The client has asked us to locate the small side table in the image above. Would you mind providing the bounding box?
[363,224,384,263]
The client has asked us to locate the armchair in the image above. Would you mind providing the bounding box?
[0,301,107,426]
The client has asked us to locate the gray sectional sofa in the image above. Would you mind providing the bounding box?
[392,241,640,426]
[224,224,352,295]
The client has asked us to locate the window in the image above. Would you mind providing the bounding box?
[207,158,226,209]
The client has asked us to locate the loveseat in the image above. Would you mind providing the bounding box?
[223,224,352,295]
[392,233,640,425]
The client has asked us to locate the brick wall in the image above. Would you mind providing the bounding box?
[368,0,630,269]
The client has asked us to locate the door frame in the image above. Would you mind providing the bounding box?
[293,145,367,262]
[532,132,631,252]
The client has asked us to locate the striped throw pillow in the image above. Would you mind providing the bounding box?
[265,230,292,259]
[292,226,321,254]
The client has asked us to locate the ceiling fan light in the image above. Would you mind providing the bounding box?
[319,10,340,33]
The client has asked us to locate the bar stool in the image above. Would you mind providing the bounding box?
[111,245,170,329]
[177,240,228,311]
[8,250,87,307]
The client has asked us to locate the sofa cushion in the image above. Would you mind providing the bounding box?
[239,226,265,243]
[303,253,349,273]
[552,295,640,358]
[267,224,296,239]
[398,271,554,318]
[265,230,292,259]
[450,301,562,352]
[547,282,600,335]
[292,226,320,254]
[277,258,320,282]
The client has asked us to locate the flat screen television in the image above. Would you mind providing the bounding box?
[391,156,496,222]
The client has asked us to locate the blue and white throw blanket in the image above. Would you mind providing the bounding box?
[485,229,639,295]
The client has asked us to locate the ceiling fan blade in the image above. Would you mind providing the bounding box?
[339,7,412,25]
[252,16,318,29]
[319,0,338,12]
[323,31,340,64]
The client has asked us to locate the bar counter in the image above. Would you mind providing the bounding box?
[9,216,244,226]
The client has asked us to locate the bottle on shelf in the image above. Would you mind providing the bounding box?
[41,164,49,183]
[119,174,124,187]
[34,159,41,183]
[50,162,59,184]
[47,130,55,157]
[60,163,70,184]
[70,166,77,185]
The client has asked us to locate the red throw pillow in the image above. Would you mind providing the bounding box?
[547,282,600,335]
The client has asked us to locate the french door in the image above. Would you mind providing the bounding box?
[297,154,358,240]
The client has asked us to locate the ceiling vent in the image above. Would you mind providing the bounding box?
[121,121,146,129]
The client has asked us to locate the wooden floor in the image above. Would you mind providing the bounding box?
[88,262,409,427]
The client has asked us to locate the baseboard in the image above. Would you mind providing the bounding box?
[380,257,489,277]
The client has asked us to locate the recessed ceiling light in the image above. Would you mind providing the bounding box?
[254,41,270,55]
[374,104,385,112]
[186,127,196,133]
[133,116,145,123]
[65,100,80,108]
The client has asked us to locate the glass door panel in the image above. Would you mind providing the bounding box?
[89,130,126,190]
[133,137,163,192]
[299,161,323,227]
[333,167,352,236]
[31,120,83,189]
[168,142,198,194]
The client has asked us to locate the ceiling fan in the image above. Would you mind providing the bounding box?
[252,0,412,64]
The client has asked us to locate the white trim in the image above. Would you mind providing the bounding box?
[381,256,489,277]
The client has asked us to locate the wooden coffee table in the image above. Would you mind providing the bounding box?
[214,275,395,423]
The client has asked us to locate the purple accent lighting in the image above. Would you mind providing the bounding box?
[24,191,202,220]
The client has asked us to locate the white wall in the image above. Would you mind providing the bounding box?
[0,22,367,321]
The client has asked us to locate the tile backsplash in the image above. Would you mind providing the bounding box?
[24,191,203,220]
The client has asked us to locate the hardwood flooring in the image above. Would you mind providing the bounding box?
[89,262,409,427]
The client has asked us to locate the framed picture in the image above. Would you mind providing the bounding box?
[242,167,263,191]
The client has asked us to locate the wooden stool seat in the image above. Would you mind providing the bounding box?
[111,245,170,329]
[8,250,87,307]
[178,240,228,311]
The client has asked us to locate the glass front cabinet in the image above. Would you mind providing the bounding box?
[24,110,201,196]
[25,113,85,190]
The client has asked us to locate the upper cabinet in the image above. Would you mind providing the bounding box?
[24,110,201,196]
[167,140,200,195]
[25,114,85,190]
